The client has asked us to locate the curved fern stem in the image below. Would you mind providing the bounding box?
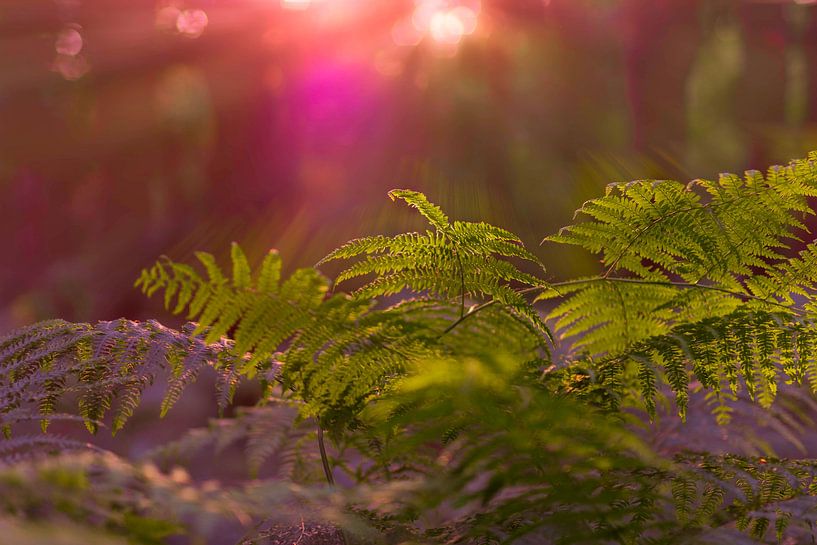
[317,425,335,486]
[316,425,352,545]
[443,277,804,337]
[550,277,804,314]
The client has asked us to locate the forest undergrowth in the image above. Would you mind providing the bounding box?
[7,155,817,543]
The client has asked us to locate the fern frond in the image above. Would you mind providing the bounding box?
[0,435,103,465]
[0,319,243,440]
[609,309,817,419]
[139,242,548,431]
[152,401,319,480]
[675,452,817,542]
[361,353,663,545]
[281,295,439,428]
[388,189,450,230]
[541,156,817,364]
[137,244,329,375]
[320,190,550,340]
[547,158,817,288]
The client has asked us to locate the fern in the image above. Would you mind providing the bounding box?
[359,353,665,545]
[671,452,817,542]
[151,398,321,481]
[136,245,326,374]
[137,236,547,430]
[542,155,817,360]
[9,153,817,544]
[0,319,243,437]
[596,309,817,420]
[547,158,817,286]
[320,188,551,340]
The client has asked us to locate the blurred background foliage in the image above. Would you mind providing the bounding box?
[3,0,817,330]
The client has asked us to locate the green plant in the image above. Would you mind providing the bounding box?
[6,155,817,543]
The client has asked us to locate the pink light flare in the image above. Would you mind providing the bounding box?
[429,10,465,44]
[281,0,315,10]
[53,24,90,80]
[52,54,90,81]
[55,27,83,56]
[449,5,478,34]
[176,9,209,38]
[395,0,481,47]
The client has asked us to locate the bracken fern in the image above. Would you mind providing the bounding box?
[8,154,817,543]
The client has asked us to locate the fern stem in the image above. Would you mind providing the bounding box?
[317,425,353,545]
[442,277,803,336]
[552,278,803,314]
[317,425,335,486]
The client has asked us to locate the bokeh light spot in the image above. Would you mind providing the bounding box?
[281,0,312,10]
[430,11,465,44]
[412,0,442,33]
[409,0,481,46]
[55,27,83,56]
[52,54,91,80]
[176,9,208,38]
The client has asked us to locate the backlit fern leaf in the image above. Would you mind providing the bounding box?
[137,243,328,375]
[0,319,243,445]
[388,188,449,230]
[542,279,682,355]
[280,295,441,428]
[547,157,817,287]
[542,154,817,365]
[139,240,547,431]
[320,189,550,339]
[609,310,817,419]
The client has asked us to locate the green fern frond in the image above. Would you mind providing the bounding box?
[745,240,817,306]
[608,310,817,419]
[137,244,329,374]
[362,353,662,544]
[388,189,450,231]
[281,295,440,428]
[672,475,698,523]
[320,190,550,341]
[541,156,817,367]
[139,241,548,431]
[547,157,817,287]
